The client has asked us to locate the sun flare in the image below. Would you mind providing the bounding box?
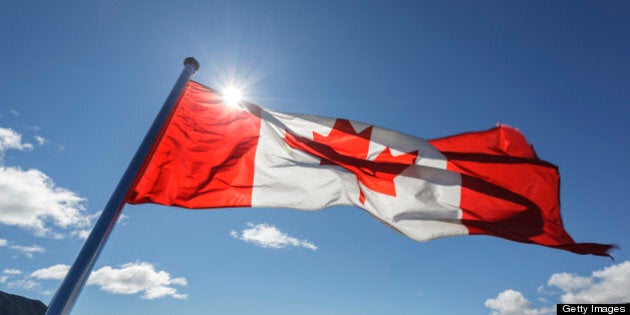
[220,85,245,107]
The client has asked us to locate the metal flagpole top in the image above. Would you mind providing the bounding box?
[184,57,200,72]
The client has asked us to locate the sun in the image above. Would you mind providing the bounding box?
[220,85,245,108]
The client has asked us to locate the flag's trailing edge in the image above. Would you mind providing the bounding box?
[127,80,614,257]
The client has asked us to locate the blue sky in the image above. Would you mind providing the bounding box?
[1,1,628,314]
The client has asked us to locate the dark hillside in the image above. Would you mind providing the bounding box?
[0,291,46,315]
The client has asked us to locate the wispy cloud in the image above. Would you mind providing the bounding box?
[1,268,23,284]
[230,222,318,251]
[485,261,630,314]
[3,268,22,275]
[117,213,129,225]
[9,244,45,258]
[34,135,46,145]
[31,262,188,300]
[0,126,33,157]
[8,279,40,290]
[1,239,45,258]
[71,229,91,240]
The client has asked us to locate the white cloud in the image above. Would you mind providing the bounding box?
[0,126,93,238]
[547,261,630,304]
[8,279,40,290]
[34,135,46,145]
[0,126,33,156]
[0,238,7,247]
[31,264,69,280]
[485,261,630,314]
[230,222,318,251]
[9,109,20,117]
[88,262,187,300]
[485,290,552,315]
[0,166,90,237]
[10,244,45,258]
[31,262,187,300]
[3,268,22,275]
[0,276,7,283]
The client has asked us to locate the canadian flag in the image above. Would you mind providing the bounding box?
[127,80,613,257]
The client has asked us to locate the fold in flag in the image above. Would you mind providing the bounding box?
[127,81,613,257]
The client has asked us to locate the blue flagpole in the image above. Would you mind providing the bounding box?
[45,57,200,315]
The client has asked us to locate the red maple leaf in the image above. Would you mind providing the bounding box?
[284,119,418,203]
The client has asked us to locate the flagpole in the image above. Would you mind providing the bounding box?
[45,57,200,315]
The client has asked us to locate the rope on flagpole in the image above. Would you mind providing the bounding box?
[45,57,199,315]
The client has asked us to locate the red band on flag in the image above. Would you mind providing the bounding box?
[127,81,261,208]
[429,126,614,257]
